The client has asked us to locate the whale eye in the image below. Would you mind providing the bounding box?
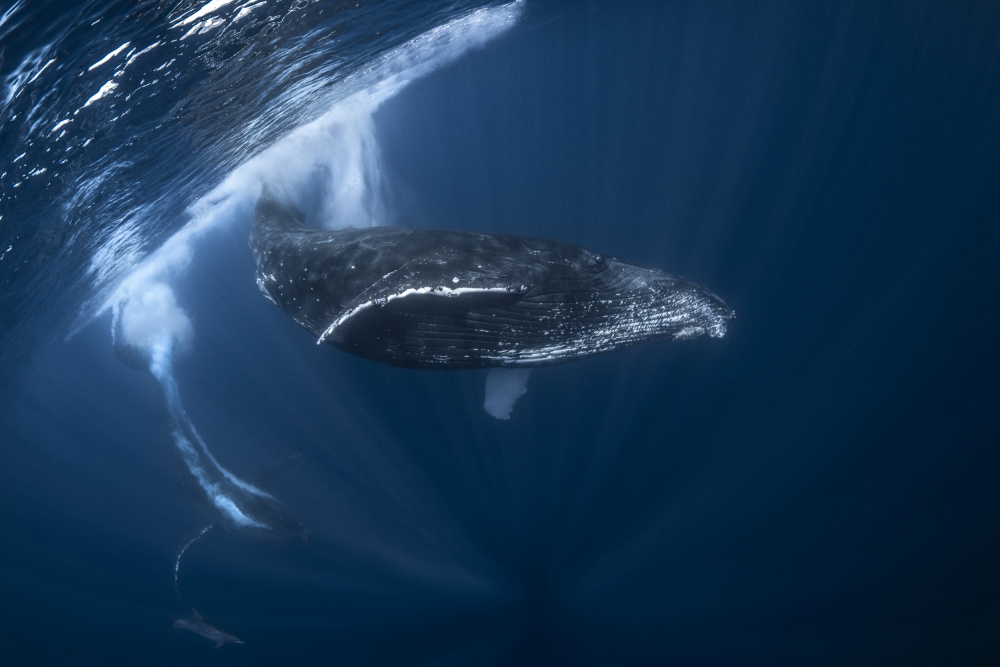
[582,255,607,273]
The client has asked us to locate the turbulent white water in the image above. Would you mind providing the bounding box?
[99,1,523,357]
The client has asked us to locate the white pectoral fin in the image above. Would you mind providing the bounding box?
[484,368,532,420]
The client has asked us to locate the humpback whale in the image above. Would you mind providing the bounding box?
[250,189,734,369]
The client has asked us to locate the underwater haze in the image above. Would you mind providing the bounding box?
[2,1,1000,665]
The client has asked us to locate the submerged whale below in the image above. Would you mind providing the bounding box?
[250,190,734,369]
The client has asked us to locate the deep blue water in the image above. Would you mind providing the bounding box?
[3,1,1000,665]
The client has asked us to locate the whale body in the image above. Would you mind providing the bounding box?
[250,190,734,369]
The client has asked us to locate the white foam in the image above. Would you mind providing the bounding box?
[92,2,523,347]
[117,280,194,357]
[213,495,267,528]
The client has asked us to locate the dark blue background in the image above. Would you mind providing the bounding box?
[2,2,1000,665]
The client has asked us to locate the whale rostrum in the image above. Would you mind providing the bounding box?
[250,189,734,369]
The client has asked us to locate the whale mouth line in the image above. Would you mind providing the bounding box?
[317,284,526,344]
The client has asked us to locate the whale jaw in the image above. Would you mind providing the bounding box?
[324,259,734,369]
